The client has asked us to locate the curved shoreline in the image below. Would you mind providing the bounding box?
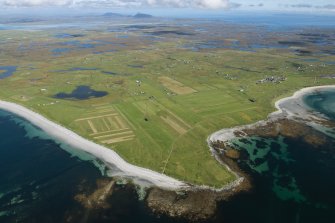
[0,100,187,190]
[0,100,240,192]
[274,85,335,118]
[1,85,333,192]
[209,85,335,144]
[207,85,335,191]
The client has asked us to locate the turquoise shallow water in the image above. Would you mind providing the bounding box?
[216,89,335,223]
[0,110,103,222]
[0,110,187,223]
[0,88,334,223]
[303,89,335,120]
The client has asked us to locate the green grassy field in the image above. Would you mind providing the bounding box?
[1,27,335,187]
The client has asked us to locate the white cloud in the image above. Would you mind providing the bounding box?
[1,0,234,9]
[197,0,229,9]
[3,0,74,7]
[145,0,232,9]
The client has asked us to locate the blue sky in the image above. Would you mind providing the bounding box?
[0,0,334,13]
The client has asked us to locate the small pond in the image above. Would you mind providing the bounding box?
[0,66,17,79]
[54,85,108,100]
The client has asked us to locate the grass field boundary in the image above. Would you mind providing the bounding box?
[114,106,137,130]
[158,76,197,95]
[85,109,116,115]
[75,113,118,122]
[164,109,192,129]
[114,115,128,129]
[94,131,134,139]
[87,120,98,133]
[101,135,135,144]
[102,118,111,130]
[92,103,109,107]
[89,128,130,136]
[153,100,192,129]
[222,106,259,115]
[161,116,187,135]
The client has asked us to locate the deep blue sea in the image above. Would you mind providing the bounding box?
[218,89,335,223]
[1,90,334,223]
[0,110,186,223]
[0,12,335,222]
[0,109,109,222]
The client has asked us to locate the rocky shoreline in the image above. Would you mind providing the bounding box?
[67,159,252,222]
[68,85,335,222]
[68,119,333,222]
[69,114,335,222]
[146,165,251,221]
[211,118,332,151]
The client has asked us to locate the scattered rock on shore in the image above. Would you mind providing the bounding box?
[146,188,218,221]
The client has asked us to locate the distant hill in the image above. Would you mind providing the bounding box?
[133,13,153,19]
[102,12,125,17]
[101,12,153,19]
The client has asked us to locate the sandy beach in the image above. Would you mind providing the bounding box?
[205,84,335,195]
[0,100,187,190]
[209,85,335,145]
[274,85,335,117]
[0,85,333,191]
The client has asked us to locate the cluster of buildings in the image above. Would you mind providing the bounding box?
[256,76,286,84]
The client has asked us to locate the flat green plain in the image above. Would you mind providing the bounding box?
[1,27,335,187]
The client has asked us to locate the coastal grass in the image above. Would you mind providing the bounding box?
[1,33,335,187]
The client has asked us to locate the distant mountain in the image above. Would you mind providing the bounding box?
[133,13,153,19]
[102,12,125,17]
[101,12,154,19]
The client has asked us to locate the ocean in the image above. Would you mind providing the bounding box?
[0,11,335,222]
[215,89,335,223]
[1,90,334,223]
[0,110,187,223]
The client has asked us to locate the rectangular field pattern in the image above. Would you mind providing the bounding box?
[158,76,197,95]
[75,105,135,144]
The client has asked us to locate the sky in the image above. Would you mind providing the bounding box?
[0,0,335,14]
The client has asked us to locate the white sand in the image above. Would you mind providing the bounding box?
[209,85,335,144]
[206,85,335,192]
[0,100,187,190]
[2,85,333,191]
[274,85,335,118]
